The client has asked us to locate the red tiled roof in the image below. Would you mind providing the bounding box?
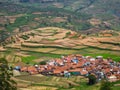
[86,67,92,71]
[55,59,63,63]
[69,68,82,72]
[21,66,37,72]
[54,66,69,71]
[90,65,96,69]
[113,67,119,72]
[39,67,45,72]
[104,68,110,73]
[27,66,37,72]
[21,67,27,72]
[53,69,63,74]
[70,63,83,69]
[80,70,88,75]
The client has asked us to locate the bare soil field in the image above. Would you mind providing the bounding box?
[52,17,67,23]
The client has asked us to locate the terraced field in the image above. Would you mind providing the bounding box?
[15,74,87,90]
[1,27,120,63]
[4,27,120,50]
[0,27,120,90]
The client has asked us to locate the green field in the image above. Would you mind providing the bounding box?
[1,45,120,64]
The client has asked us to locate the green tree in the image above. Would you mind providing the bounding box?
[100,80,113,90]
[39,61,46,65]
[87,74,97,85]
[0,58,17,90]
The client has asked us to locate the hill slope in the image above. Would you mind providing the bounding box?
[0,0,120,43]
[1,0,120,31]
[9,0,120,17]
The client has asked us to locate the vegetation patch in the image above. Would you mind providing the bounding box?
[21,56,36,63]
[20,35,29,40]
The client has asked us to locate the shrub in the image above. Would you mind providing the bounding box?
[100,80,113,90]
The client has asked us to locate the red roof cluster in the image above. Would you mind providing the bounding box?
[17,54,120,82]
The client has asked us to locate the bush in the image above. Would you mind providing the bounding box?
[20,35,29,40]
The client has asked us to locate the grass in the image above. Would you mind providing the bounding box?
[21,47,57,53]
[112,86,120,90]
[27,51,62,59]
[83,53,120,62]
[51,49,78,55]
[32,83,56,87]
[58,80,120,90]
[74,83,100,90]
[21,56,37,63]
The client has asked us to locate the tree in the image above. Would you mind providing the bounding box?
[87,74,97,85]
[0,58,17,90]
[100,80,113,90]
[39,61,46,65]
[0,30,9,43]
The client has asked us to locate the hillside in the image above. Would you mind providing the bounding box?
[7,0,120,17]
[0,0,120,43]
[0,0,120,31]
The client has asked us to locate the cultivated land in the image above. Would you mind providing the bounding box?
[1,27,120,62]
[0,27,120,90]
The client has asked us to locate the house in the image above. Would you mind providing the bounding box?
[80,70,88,76]
[64,71,71,78]
[108,75,118,82]
[68,68,88,76]
[14,62,26,68]
[69,68,81,75]
[72,58,78,64]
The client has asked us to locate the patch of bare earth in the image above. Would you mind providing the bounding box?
[0,46,6,51]
[52,17,66,23]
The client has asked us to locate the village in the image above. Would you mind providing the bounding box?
[14,54,120,82]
